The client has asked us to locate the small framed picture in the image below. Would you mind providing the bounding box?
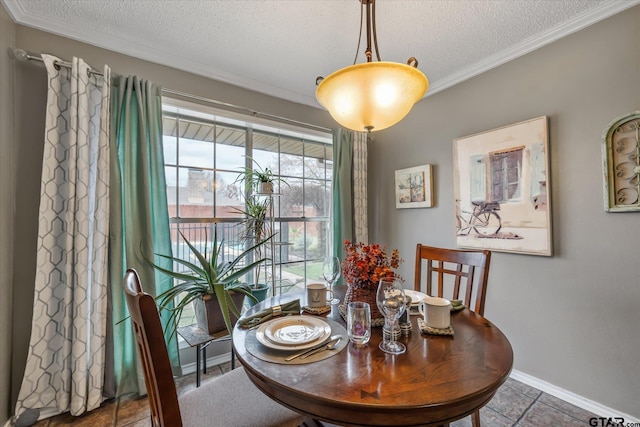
[394,164,433,209]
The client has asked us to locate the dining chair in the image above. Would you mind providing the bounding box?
[123,268,304,427]
[414,244,491,427]
[414,244,491,315]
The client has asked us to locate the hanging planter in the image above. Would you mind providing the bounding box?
[258,181,274,194]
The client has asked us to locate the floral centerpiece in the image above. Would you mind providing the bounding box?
[340,240,403,325]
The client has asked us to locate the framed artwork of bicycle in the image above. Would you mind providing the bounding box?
[453,116,552,256]
[394,164,433,209]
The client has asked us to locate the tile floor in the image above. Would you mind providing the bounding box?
[31,361,598,427]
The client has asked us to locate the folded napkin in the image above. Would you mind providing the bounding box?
[450,299,465,312]
[417,318,454,336]
[238,299,301,329]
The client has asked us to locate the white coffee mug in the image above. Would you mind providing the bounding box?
[306,283,334,308]
[418,296,451,329]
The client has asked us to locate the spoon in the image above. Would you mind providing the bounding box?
[299,336,342,359]
[285,334,342,362]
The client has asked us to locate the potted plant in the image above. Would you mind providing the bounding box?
[341,240,403,325]
[233,196,272,305]
[235,157,287,194]
[145,228,272,335]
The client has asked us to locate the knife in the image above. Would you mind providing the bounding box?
[284,334,342,362]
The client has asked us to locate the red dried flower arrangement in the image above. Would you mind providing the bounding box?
[341,240,403,290]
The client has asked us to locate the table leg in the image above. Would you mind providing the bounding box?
[195,344,201,388]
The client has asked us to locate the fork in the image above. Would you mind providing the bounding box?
[299,336,342,359]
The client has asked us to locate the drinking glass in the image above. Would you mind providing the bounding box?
[376,279,407,355]
[322,256,341,304]
[347,302,371,347]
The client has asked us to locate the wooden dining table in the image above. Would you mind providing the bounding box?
[232,287,513,427]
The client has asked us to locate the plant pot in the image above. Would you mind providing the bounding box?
[247,284,270,307]
[194,291,245,334]
[258,181,273,194]
[342,283,385,327]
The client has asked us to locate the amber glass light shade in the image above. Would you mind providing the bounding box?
[316,61,428,132]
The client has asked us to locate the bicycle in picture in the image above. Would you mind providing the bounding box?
[455,199,502,236]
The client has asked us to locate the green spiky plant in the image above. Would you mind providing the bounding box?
[234,156,288,193]
[233,196,270,285]
[145,227,273,335]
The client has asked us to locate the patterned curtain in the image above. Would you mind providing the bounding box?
[332,129,368,273]
[353,131,368,244]
[13,55,111,425]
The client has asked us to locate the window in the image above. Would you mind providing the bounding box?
[489,147,523,202]
[162,100,333,325]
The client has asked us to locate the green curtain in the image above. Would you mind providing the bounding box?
[108,76,178,396]
[332,128,354,282]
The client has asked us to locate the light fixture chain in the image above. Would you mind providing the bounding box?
[372,0,381,61]
[353,0,365,65]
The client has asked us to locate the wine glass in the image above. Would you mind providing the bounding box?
[322,256,341,304]
[376,279,407,355]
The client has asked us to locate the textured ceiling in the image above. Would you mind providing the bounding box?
[3,0,638,109]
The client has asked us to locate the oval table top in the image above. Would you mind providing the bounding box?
[233,290,513,427]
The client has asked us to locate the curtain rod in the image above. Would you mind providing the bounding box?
[161,88,332,134]
[9,48,104,76]
[8,47,333,134]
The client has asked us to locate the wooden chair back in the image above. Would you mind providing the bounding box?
[123,268,182,427]
[414,244,491,315]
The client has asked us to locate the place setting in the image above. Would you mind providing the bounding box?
[238,298,348,364]
[416,296,465,336]
[404,289,429,316]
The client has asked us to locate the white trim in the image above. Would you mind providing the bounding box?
[3,0,639,107]
[180,352,233,376]
[428,0,640,97]
[1,0,316,106]
[425,0,640,97]
[510,369,640,423]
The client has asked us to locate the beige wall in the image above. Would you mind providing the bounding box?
[0,5,16,424]
[369,6,640,419]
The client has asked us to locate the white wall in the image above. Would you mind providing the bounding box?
[0,4,16,424]
[369,6,640,418]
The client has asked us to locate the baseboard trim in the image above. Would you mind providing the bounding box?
[180,352,233,376]
[510,369,639,423]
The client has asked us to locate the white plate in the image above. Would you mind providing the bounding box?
[256,317,331,351]
[404,290,429,305]
[265,316,327,346]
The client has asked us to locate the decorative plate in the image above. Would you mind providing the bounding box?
[265,316,327,345]
[404,290,428,306]
[256,317,331,351]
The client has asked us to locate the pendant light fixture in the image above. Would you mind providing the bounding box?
[315,0,428,133]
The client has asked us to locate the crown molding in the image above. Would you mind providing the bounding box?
[4,0,639,107]
[426,0,640,97]
[1,0,319,107]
